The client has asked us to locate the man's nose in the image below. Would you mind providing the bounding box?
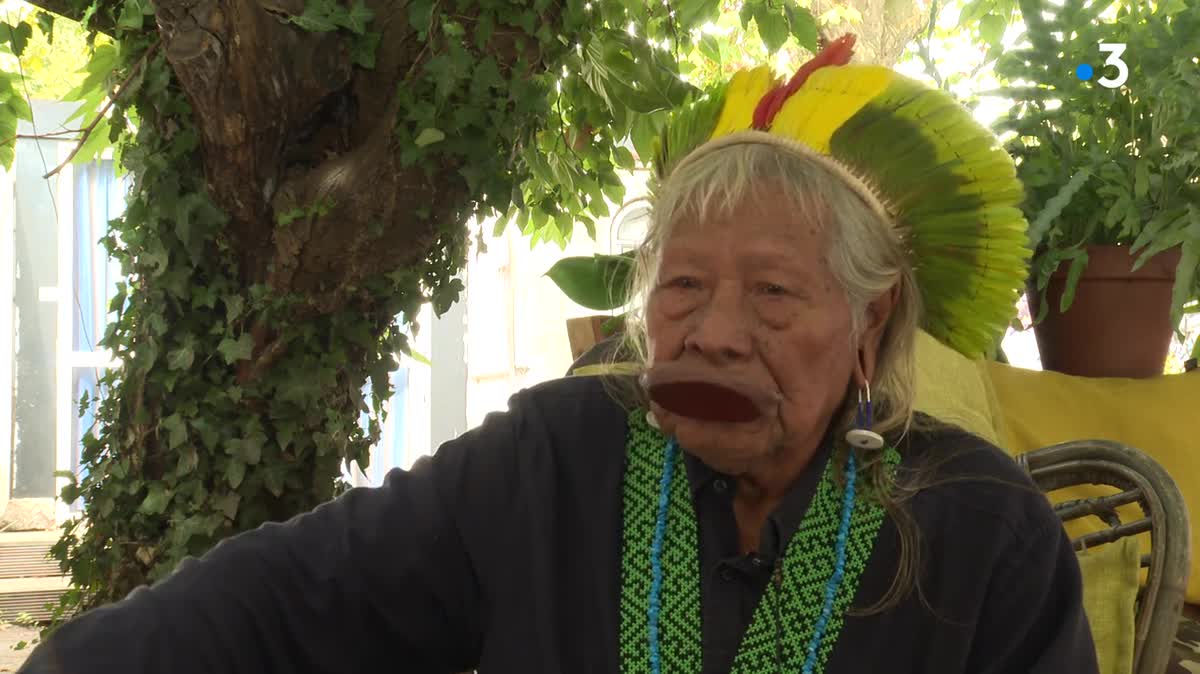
[683,283,753,362]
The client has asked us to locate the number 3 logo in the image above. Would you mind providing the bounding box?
[1097,42,1129,89]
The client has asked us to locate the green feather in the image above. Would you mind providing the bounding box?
[829,75,1030,357]
[654,80,730,182]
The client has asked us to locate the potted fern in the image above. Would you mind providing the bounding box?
[993,0,1200,377]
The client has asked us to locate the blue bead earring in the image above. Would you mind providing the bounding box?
[845,380,885,450]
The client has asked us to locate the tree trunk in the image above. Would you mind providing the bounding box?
[28,0,566,611]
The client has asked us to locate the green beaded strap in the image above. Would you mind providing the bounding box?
[618,409,900,673]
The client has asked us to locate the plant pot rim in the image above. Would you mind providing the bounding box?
[1047,244,1182,282]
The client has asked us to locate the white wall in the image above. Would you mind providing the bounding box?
[462,171,652,428]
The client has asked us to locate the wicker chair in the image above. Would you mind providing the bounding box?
[1017,441,1191,674]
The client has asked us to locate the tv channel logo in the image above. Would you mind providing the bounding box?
[1075,43,1129,89]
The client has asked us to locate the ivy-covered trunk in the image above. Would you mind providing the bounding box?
[40,0,587,612]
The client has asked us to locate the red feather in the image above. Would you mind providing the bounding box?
[752,34,858,130]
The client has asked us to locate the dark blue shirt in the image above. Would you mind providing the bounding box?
[20,375,1097,673]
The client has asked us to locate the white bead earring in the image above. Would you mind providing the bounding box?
[844,381,885,450]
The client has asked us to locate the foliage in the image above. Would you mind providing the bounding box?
[3,2,93,99]
[4,0,836,632]
[992,0,1200,324]
[545,250,634,311]
[898,0,1018,97]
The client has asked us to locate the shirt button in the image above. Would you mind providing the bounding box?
[712,479,728,494]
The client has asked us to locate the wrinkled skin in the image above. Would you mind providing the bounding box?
[644,189,897,548]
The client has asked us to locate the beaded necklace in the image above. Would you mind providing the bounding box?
[618,409,899,674]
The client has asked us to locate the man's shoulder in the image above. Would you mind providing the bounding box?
[514,374,634,419]
[901,421,1062,547]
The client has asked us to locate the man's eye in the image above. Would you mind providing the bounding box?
[758,282,788,296]
[666,276,701,289]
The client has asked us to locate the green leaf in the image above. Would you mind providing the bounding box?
[161,413,188,449]
[176,446,198,477]
[612,145,636,169]
[675,0,720,28]
[414,127,445,147]
[1059,250,1089,313]
[236,435,263,465]
[978,13,1006,46]
[223,295,245,322]
[958,0,995,26]
[2,21,32,57]
[784,4,819,52]
[404,348,431,366]
[544,252,636,311]
[167,345,195,371]
[212,492,240,520]
[342,0,374,33]
[218,334,255,364]
[1029,169,1090,249]
[226,460,246,489]
[351,32,381,68]
[698,34,722,63]
[1159,0,1188,15]
[408,0,434,33]
[35,12,53,41]
[1134,160,1150,199]
[755,7,789,54]
[264,469,286,498]
[138,485,173,515]
[117,0,146,30]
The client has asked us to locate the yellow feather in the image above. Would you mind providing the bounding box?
[770,65,893,153]
[708,66,778,140]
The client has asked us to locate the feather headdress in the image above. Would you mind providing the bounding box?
[652,35,1030,358]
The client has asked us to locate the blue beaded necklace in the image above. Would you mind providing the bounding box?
[646,438,859,674]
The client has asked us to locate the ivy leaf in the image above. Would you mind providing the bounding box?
[212,492,240,520]
[342,0,374,34]
[351,31,381,68]
[223,295,245,322]
[264,469,286,498]
[139,485,173,515]
[785,4,819,52]
[236,434,263,466]
[414,128,446,147]
[408,0,434,35]
[176,446,198,477]
[167,345,195,371]
[161,413,188,448]
[218,333,255,364]
[226,460,246,489]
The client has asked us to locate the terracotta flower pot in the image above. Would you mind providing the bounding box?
[1029,244,1181,378]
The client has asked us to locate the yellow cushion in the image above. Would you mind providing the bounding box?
[981,360,1200,604]
[912,330,1002,446]
[1077,537,1140,674]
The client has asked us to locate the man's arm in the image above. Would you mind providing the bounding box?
[17,411,517,674]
